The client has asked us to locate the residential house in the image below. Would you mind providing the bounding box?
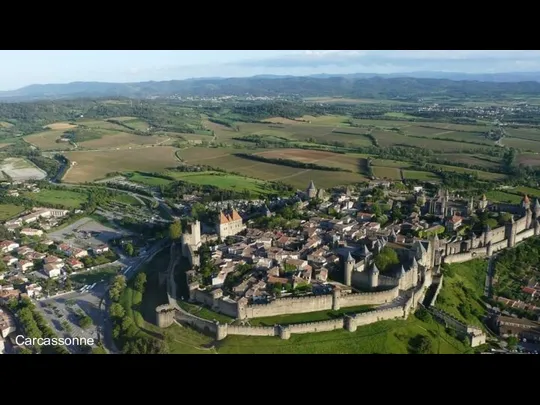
[25,283,43,298]
[57,243,73,256]
[446,215,463,232]
[2,256,17,266]
[522,287,537,298]
[0,309,16,338]
[0,287,20,304]
[20,228,43,237]
[44,255,63,265]
[72,248,89,259]
[0,241,19,253]
[17,260,34,272]
[43,264,62,278]
[67,258,84,270]
[315,268,328,282]
[92,244,109,255]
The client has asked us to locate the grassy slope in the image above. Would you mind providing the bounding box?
[0,203,25,220]
[250,305,374,326]
[23,189,87,209]
[436,259,488,329]
[217,314,472,354]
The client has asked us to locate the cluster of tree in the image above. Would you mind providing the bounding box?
[81,250,118,268]
[8,297,70,354]
[374,246,400,272]
[493,237,540,305]
[108,274,169,354]
[234,153,351,172]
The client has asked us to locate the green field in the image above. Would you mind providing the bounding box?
[23,189,88,209]
[250,305,374,326]
[0,203,25,220]
[70,266,119,284]
[165,171,280,196]
[402,170,440,181]
[431,164,507,181]
[109,193,142,206]
[128,172,172,187]
[371,159,411,168]
[372,166,402,180]
[217,313,473,354]
[178,301,234,324]
[436,260,488,329]
[485,191,523,204]
[513,186,540,199]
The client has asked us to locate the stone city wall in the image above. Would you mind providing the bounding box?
[515,216,528,234]
[242,294,334,319]
[226,324,276,337]
[287,318,344,334]
[339,286,399,307]
[516,228,534,244]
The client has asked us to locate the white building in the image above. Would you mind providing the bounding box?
[216,209,245,238]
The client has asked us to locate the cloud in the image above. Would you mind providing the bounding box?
[232,50,540,72]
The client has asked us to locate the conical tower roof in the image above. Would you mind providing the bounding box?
[346,251,354,262]
[308,180,316,190]
[523,194,531,204]
[362,244,371,256]
[372,263,379,274]
[399,265,406,278]
[535,198,540,209]
[412,256,418,268]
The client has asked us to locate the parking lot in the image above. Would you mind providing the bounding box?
[48,217,127,249]
[36,284,107,353]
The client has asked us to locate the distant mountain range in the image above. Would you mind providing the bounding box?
[2,71,540,102]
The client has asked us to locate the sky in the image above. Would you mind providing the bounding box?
[1,50,540,91]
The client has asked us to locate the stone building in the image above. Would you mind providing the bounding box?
[216,209,245,239]
[306,180,317,199]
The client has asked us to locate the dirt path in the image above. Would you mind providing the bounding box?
[433,130,455,136]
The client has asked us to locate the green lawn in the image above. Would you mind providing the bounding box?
[128,172,172,186]
[178,301,234,324]
[70,266,120,284]
[403,170,440,180]
[0,203,25,220]
[165,171,275,196]
[217,313,473,354]
[250,305,374,326]
[383,112,417,119]
[485,190,522,204]
[110,193,142,206]
[436,259,488,329]
[513,186,540,199]
[23,189,87,209]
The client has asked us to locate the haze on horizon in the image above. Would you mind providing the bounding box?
[1,50,540,91]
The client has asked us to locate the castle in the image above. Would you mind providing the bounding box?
[216,209,245,239]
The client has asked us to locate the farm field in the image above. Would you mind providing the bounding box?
[165,171,277,195]
[505,127,540,141]
[503,137,540,152]
[75,119,129,131]
[372,166,401,180]
[128,172,172,187]
[430,164,507,180]
[371,159,411,168]
[23,189,88,209]
[0,157,47,181]
[75,132,163,149]
[434,154,501,170]
[25,130,74,150]
[254,148,365,173]
[512,186,540,199]
[298,114,349,126]
[0,203,25,220]
[373,130,490,151]
[516,153,540,167]
[62,146,180,183]
[44,122,77,130]
[217,314,472,354]
[402,170,440,181]
[0,121,13,128]
[175,147,368,189]
[109,117,150,131]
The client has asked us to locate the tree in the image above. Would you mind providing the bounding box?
[78,315,93,329]
[65,278,73,291]
[110,303,125,319]
[507,335,519,350]
[409,335,433,354]
[125,243,134,257]
[169,220,182,240]
[374,247,399,272]
[134,272,147,293]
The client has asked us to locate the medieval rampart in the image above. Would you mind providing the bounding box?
[241,294,334,319]
[226,324,276,337]
[339,286,399,307]
[288,318,344,334]
[516,228,534,244]
[349,306,405,328]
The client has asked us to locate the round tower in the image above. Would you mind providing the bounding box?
[505,216,517,248]
[526,207,533,229]
[534,199,540,220]
[306,180,317,199]
[535,218,540,236]
[522,194,531,213]
[369,263,379,289]
[344,252,354,286]
[411,257,419,287]
[486,241,493,257]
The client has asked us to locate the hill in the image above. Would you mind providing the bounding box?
[3,75,540,102]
